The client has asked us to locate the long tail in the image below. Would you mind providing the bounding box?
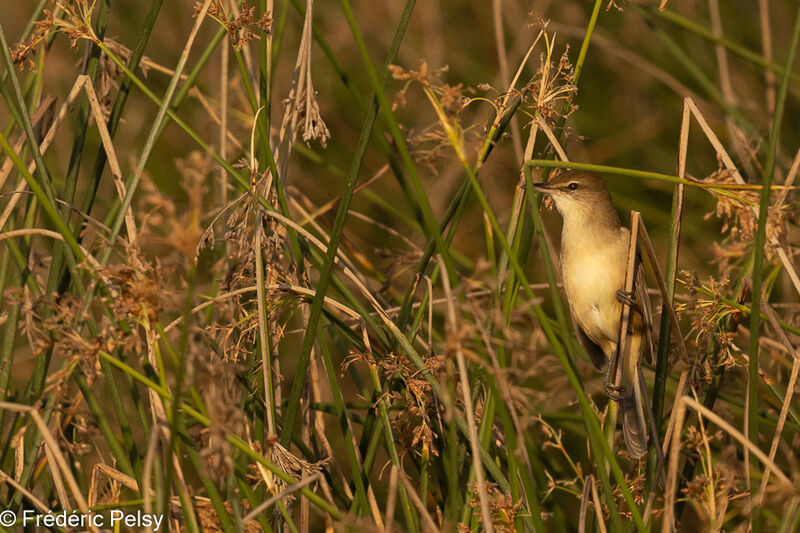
[621,389,647,459]
[620,332,648,459]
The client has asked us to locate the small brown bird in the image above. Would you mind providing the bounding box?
[533,169,653,458]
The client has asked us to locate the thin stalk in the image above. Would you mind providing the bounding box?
[746,5,800,532]
[0,21,56,203]
[646,184,684,492]
[395,97,521,333]
[573,0,604,82]
[101,0,214,261]
[96,347,342,519]
[279,0,417,446]
[339,0,456,284]
[316,333,371,516]
[81,0,202,217]
[367,365,418,532]
[0,132,84,262]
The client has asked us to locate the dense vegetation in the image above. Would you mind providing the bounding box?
[1,0,799,531]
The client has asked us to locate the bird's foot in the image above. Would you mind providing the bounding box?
[616,289,637,307]
[604,358,629,401]
[604,379,628,402]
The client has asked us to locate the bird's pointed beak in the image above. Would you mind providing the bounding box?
[532,182,554,194]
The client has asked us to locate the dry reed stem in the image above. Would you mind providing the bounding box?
[242,473,321,525]
[685,97,798,296]
[496,107,537,288]
[691,388,718,525]
[637,219,693,470]
[398,471,440,532]
[755,303,800,506]
[90,464,144,503]
[641,103,706,496]
[45,441,70,511]
[219,21,229,206]
[509,123,564,308]
[250,439,275,496]
[79,75,139,250]
[488,30,543,284]
[683,96,800,519]
[662,393,687,533]
[438,254,494,533]
[773,147,800,210]
[649,99,688,514]
[579,475,591,533]
[771,149,800,296]
[0,80,83,232]
[709,0,754,177]
[115,0,213,253]
[759,0,777,113]
[102,39,190,80]
[610,211,639,397]
[0,402,101,533]
[535,115,569,162]
[775,248,800,301]
[384,465,399,533]
[262,211,400,332]
[0,467,51,514]
[579,474,608,533]
[159,284,362,339]
[636,224,689,363]
[494,32,545,286]
[663,394,796,532]
[497,31,543,133]
[0,229,103,272]
[683,395,793,488]
[590,475,609,533]
[685,97,744,184]
[491,0,522,161]
[0,96,55,190]
[276,0,329,184]
[285,199,367,283]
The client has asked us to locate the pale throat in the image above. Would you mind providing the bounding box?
[555,198,622,246]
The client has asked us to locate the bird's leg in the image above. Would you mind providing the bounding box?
[616,289,640,312]
[617,289,642,334]
[604,349,627,402]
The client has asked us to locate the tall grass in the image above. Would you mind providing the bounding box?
[1,0,800,531]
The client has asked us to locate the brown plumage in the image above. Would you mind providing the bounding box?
[534,169,654,458]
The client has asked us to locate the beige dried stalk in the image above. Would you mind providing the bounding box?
[278,0,330,155]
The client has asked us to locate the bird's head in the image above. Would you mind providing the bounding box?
[532,169,617,221]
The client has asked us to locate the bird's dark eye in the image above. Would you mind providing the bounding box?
[567,182,579,191]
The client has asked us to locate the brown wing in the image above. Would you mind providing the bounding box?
[635,254,655,364]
